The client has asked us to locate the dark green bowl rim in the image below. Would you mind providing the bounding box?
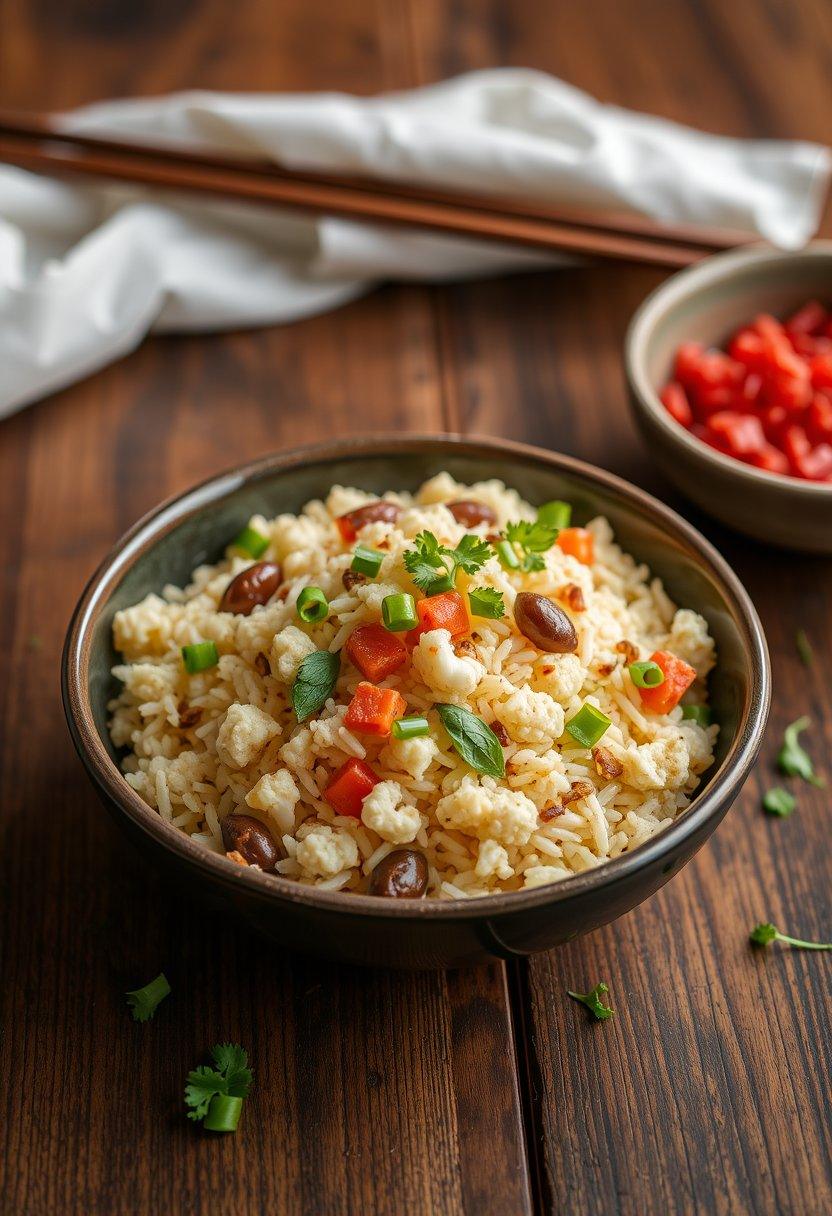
[62,433,770,920]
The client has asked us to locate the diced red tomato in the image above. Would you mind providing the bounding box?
[638,650,696,715]
[557,527,594,565]
[413,590,469,640]
[659,298,832,484]
[345,623,408,682]
[344,682,407,737]
[660,382,693,428]
[324,757,380,817]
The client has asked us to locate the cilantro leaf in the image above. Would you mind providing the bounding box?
[436,704,505,777]
[468,587,505,619]
[762,787,796,817]
[292,649,340,721]
[185,1044,253,1126]
[750,922,832,950]
[125,972,170,1023]
[567,982,614,1020]
[403,530,492,593]
[450,533,493,575]
[505,520,559,553]
[777,716,824,787]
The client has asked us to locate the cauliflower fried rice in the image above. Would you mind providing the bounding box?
[108,473,718,899]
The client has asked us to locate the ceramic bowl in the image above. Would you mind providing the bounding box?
[625,242,832,552]
[62,435,770,968]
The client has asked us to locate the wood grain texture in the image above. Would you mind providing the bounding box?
[1,0,830,1213]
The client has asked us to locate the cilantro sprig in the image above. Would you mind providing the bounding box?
[567,982,614,1020]
[292,649,340,721]
[777,717,824,787]
[750,923,832,951]
[185,1043,253,1132]
[125,972,171,1022]
[503,519,559,572]
[403,531,492,595]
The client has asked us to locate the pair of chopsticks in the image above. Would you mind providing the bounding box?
[0,110,755,269]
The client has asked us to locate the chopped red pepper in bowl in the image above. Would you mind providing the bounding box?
[661,302,832,483]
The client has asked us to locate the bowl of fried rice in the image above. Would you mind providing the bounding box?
[63,435,769,967]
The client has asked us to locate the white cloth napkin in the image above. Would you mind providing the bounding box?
[1,69,828,418]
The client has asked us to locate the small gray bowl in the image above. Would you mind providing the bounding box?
[625,242,832,552]
[62,435,770,969]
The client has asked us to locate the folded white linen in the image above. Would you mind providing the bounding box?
[0,70,828,417]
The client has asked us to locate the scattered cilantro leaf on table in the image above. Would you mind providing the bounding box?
[762,788,796,818]
[125,973,171,1022]
[185,1044,253,1132]
[777,716,824,787]
[567,982,615,1020]
[750,923,832,951]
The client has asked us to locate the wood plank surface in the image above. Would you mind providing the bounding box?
[0,1,830,1214]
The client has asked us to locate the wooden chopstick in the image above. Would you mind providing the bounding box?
[0,111,757,269]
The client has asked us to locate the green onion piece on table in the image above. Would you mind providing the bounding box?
[391,715,431,740]
[182,641,219,674]
[125,972,171,1022]
[495,539,521,571]
[796,628,813,667]
[628,660,665,688]
[382,592,418,632]
[468,587,505,619]
[762,788,796,817]
[537,500,572,529]
[296,586,329,623]
[203,1095,245,1133]
[232,524,269,559]
[351,545,384,578]
[565,703,611,748]
[682,704,711,726]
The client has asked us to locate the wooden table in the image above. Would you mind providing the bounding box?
[2,3,830,1213]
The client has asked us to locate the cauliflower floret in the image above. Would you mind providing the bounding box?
[216,704,281,769]
[523,865,567,889]
[475,839,513,881]
[279,727,315,772]
[435,776,538,846]
[271,624,317,683]
[533,653,585,703]
[499,686,565,744]
[113,661,177,703]
[310,704,360,755]
[245,769,301,834]
[296,825,359,877]
[412,629,485,696]
[355,581,402,615]
[665,609,716,679]
[610,735,691,791]
[379,733,440,781]
[271,514,327,562]
[360,781,421,844]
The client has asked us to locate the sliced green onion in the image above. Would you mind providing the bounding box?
[495,539,521,571]
[537,500,572,529]
[203,1094,244,1133]
[296,586,329,623]
[682,704,711,727]
[351,544,384,578]
[125,972,171,1022]
[232,523,269,559]
[629,660,665,688]
[382,592,418,632]
[762,787,796,818]
[391,715,431,740]
[565,703,611,748]
[182,641,219,674]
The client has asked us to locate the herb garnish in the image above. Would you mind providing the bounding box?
[503,520,559,572]
[436,704,505,778]
[796,629,813,667]
[468,587,505,619]
[125,973,171,1022]
[404,531,492,595]
[185,1043,253,1132]
[762,788,796,818]
[567,982,614,1020]
[292,649,340,721]
[749,922,832,951]
[777,717,824,787]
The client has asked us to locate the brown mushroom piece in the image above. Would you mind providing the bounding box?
[513,592,578,654]
[221,813,279,872]
[368,849,429,898]
[446,500,498,528]
[219,561,282,616]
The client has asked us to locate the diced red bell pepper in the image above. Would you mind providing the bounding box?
[639,650,697,715]
[324,757,380,818]
[786,300,827,336]
[808,393,832,445]
[344,682,407,737]
[811,353,832,391]
[660,382,693,428]
[705,411,766,458]
[557,527,594,565]
[728,329,765,371]
[783,425,812,472]
[747,444,789,476]
[345,623,408,682]
[674,341,704,385]
[761,404,790,446]
[413,590,469,640]
[792,443,832,482]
